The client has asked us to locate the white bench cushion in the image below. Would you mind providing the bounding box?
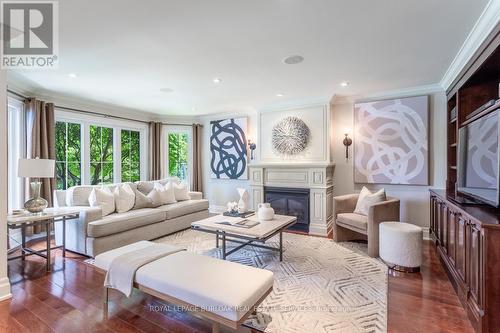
[95,241,274,322]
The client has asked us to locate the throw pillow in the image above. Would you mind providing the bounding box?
[354,186,387,216]
[173,182,190,201]
[148,188,163,208]
[133,188,154,209]
[154,182,177,205]
[114,184,136,213]
[89,187,115,216]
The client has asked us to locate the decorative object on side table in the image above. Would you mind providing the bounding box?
[272,116,310,155]
[18,158,55,214]
[257,203,275,221]
[237,187,249,213]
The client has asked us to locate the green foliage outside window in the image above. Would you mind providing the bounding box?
[90,125,114,185]
[168,132,188,181]
[121,130,140,182]
[55,122,81,190]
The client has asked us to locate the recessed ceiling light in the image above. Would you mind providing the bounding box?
[160,88,174,93]
[213,78,222,84]
[283,55,304,65]
[276,93,284,97]
[68,73,77,78]
[340,81,349,87]
[192,107,197,112]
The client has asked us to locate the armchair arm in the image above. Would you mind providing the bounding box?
[333,194,359,216]
[368,198,400,225]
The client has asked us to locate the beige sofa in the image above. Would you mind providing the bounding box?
[333,194,400,257]
[53,179,209,257]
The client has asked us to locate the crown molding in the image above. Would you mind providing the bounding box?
[440,0,500,90]
[331,83,444,105]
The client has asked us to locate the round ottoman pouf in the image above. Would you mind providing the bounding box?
[379,222,422,272]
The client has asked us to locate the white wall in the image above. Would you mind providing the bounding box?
[0,70,12,301]
[330,91,447,230]
[200,110,259,211]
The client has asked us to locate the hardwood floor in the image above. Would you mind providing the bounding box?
[1,238,473,333]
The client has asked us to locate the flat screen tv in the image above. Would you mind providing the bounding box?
[457,110,500,207]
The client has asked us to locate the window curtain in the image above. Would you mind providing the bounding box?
[149,121,163,180]
[25,98,56,234]
[192,124,203,192]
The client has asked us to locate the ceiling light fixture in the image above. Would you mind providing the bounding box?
[276,93,284,97]
[68,73,77,78]
[192,107,197,112]
[160,88,174,93]
[340,81,349,87]
[213,78,222,84]
[283,55,304,65]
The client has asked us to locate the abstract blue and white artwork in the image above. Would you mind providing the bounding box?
[210,117,248,179]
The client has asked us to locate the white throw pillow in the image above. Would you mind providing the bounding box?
[154,182,177,205]
[148,188,163,208]
[173,182,190,201]
[89,187,116,216]
[114,184,136,213]
[354,187,387,216]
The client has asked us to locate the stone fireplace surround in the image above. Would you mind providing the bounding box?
[249,162,335,237]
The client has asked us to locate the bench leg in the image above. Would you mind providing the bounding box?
[103,287,109,319]
[212,322,220,333]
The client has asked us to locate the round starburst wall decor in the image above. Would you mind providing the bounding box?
[272,116,310,155]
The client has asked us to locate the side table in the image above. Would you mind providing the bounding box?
[7,208,80,272]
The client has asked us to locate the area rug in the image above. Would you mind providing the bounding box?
[155,230,388,333]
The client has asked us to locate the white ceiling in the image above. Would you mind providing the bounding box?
[8,0,490,116]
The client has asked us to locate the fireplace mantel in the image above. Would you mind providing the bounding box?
[249,162,335,236]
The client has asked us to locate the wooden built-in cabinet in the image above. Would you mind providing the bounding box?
[429,190,500,333]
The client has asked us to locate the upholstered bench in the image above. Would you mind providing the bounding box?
[379,222,422,272]
[94,241,274,333]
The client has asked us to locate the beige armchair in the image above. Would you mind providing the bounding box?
[333,194,400,257]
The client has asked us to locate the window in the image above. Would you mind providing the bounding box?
[90,125,114,185]
[7,97,25,211]
[55,121,82,190]
[121,130,140,182]
[55,109,147,186]
[166,127,192,186]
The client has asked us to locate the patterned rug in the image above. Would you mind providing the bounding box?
[155,230,388,333]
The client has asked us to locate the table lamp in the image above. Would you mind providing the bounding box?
[18,158,55,214]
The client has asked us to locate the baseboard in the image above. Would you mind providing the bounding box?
[0,277,11,302]
[422,227,431,240]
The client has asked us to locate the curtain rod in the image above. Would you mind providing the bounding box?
[7,89,200,127]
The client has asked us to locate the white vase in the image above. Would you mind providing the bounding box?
[257,203,275,221]
[237,188,249,213]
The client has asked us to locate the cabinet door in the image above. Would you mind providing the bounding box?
[456,215,467,283]
[441,204,448,251]
[447,209,456,265]
[436,201,442,243]
[467,222,482,308]
[430,196,435,237]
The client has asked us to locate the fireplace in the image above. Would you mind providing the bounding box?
[264,187,310,232]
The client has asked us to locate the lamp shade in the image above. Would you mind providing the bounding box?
[18,159,55,178]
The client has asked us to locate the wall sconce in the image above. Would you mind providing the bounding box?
[343,132,352,159]
[248,140,257,160]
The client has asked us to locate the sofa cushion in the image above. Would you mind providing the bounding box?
[89,187,116,216]
[114,184,136,213]
[157,199,209,220]
[136,178,180,195]
[337,213,368,232]
[173,182,190,201]
[66,186,94,206]
[87,208,166,238]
